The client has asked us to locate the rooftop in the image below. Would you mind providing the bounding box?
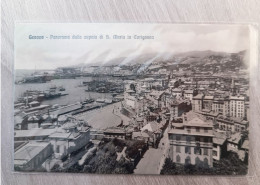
[204,96,214,100]
[51,103,82,116]
[141,122,161,133]
[14,128,56,138]
[104,127,126,134]
[213,131,227,145]
[172,88,182,92]
[228,132,241,144]
[132,131,150,138]
[193,94,204,100]
[168,128,214,137]
[184,90,193,94]
[184,117,213,128]
[183,111,213,128]
[241,139,249,150]
[14,141,50,165]
[229,96,245,101]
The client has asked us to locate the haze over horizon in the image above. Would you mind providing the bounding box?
[15,23,250,70]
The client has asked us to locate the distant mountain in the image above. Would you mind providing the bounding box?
[174,50,229,58]
[64,50,246,68]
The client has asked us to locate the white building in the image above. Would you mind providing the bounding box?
[184,90,193,101]
[168,112,214,167]
[229,96,245,118]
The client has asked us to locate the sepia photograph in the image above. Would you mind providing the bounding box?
[13,23,250,175]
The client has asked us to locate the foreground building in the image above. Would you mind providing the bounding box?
[14,141,53,171]
[168,111,214,167]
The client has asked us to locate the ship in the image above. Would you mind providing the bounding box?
[44,87,68,99]
[58,86,66,91]
[81,98,95,105]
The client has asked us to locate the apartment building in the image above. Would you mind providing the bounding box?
[168,112,214,167]
[229,96,245,118]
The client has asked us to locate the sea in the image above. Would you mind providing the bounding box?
[15,70,113,106]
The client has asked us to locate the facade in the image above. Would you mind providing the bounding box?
[14,141,53,171]
[227,132,242,152]
[169,99,192,121]
[194,95,246,119]
[212,97,227,116]
[124,93,137,109]
[216,115,248,133]
[168,112,214,167]
[172,88,182,98]
[203,96,214,111]
[212,131,227,161]
[49,122,91,159]
[229,96,245,118]
[103,127,126,139]
[192,94,204,112]
[184,90,194,101]
[140,122,162,147]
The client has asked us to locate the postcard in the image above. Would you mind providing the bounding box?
[14,23,250,175]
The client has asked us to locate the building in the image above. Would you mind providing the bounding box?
[14,141,53,171]
[216,115,248,133]
[132,131,150,143]
[50,103,83,116]
[184,90,194,101]
[172,88,182,98]
[14,128,56,141]
[212,97,226,115]
[203,96,214,111]
[168,112,214,167]
[229,96,245,118]
[227,132,242,152]
[241,139,249,162]
[192,94,204,112]
[168,99,192,121]
[49,121,91,159]
[140,122,162,147]
[147,90,166,108]
[103,127,127,140]
[212,131,227,161]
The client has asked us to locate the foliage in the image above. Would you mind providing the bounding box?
[161,151,248,175]
[68,138,146,174]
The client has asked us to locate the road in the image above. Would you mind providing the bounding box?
[134,148,163,175]
[134,125,169,175]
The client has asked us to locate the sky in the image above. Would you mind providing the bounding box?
[15,23,250,70]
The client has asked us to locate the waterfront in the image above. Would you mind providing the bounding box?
[74,102,124,129]
[15,77,113,106]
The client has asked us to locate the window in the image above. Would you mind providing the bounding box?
[176,135,181,141]
[213,150,217,156]
[204,148,208,156]
[56,145,60,153]
[176,155,181,163]
[203,158,209,167]
[195,157,201,166]
[176,146,181,153]
[194,147,201,155]
[204,128,208,133]
[185,146,191,154]
[186,136,191,143]
[196,127,200,132]
[185,156,191,165]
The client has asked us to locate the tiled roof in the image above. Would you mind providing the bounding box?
[241,139,249,150]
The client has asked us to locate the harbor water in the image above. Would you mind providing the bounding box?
[15,77,113,106]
